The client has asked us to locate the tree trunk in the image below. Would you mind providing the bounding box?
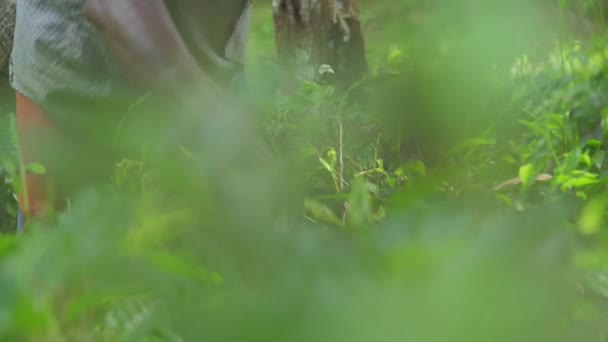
[272,0,368,92]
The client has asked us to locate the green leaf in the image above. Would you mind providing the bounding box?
[304,198,343,227]
[579,198,606,236]
[518,163,534,188]
[26,162,46,175]
[593,151,605,169]
[585,139,601,149]
[319,158,335,174]
[387,47,404,66]
[580,153,592,169]
[496,194,514,208]
[558,171,600,190]
[407,160,427,176]
[561,149,582,174]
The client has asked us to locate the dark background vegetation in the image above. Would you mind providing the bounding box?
[2,0,608,340]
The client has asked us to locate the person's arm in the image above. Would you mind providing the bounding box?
[83,0,272,161]
[82,0,220,95]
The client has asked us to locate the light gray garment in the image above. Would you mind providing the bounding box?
[10,0,252,107]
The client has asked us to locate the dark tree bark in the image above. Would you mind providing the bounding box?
[272,0,368,91]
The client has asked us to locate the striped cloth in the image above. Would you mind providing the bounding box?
[10,0,252,108]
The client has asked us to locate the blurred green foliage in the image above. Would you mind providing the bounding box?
[3,0,608,340]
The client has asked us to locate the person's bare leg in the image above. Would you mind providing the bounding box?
[15,92,57,219]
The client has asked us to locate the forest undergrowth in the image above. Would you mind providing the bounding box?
[1,0,608,341]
